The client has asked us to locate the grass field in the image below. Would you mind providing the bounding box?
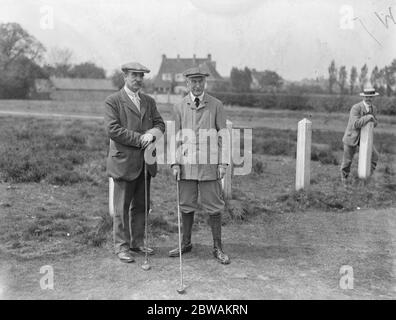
[1,98,395,134]
[0,99,395,299]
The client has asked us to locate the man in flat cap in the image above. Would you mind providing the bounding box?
[169,66,231,264]
[105,62,165,263]
[341,87,380,185]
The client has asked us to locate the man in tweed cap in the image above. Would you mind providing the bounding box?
[169,66,231,264]
[105,62,165,263]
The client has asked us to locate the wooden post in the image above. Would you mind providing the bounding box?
[295,118,312,191]
[358,122,374,179]
[109,177,114,217]
[222,120,233,199]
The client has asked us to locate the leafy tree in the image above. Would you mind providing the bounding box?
[259,70,283,89]
[349,66,358,95]
[359,64,368,91]
[0,22,46,98]
[0,22,45,69]
[111,70,125,89]
[69,62,106,78]
[244,67,252,87]
[328,60,337,94]
[230,67,252,92]
[338,65,347,94]
[370,65,380,90]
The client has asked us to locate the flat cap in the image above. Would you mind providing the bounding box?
[121,62,150,73]
[183,66,210,78]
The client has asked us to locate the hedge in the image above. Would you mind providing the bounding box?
[209,92,396,115]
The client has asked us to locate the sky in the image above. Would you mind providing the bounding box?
[1,0,395,81]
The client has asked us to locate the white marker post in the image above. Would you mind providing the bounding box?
[295,118,312,191]
[358,122,374,179]
[221,120,233,200]
[109,177,114,217]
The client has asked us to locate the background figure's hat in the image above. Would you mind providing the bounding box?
[360,88,379,97]
[183,66,210,78]
[121,62,150,73]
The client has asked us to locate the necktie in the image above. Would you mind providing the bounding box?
[369,105,373,114]
[131,93,140,110]
[194,97,200,108]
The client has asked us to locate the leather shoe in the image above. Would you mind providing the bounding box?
[168,243,193,257]
[213,248,230,265]
[130,246,155,255]
[117,251,135,263]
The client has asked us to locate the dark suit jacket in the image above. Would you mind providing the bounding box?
[342,101,378,147]
[104,88,165,181]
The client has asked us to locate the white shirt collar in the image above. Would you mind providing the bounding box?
[363,100,371,112]
[190,92,204,103]
[124,85,140,99]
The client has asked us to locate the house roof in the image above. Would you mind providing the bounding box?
[50,77,117,91]
[154,55,223,87]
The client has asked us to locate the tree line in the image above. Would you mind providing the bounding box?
[227,67,283,93]
[1,22,395,99]
[0,22,106,99]
[328,59,396,97]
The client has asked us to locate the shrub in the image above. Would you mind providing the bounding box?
[252,159,265,174]
[210,92,396,115]
[0,117,105,184]
[311,144,339,165]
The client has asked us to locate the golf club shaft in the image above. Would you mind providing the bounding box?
[144,162,149,264]
[176,178,184,290]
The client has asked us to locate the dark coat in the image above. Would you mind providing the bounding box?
[104,88,165,181]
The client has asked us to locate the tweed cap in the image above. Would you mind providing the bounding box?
[183,66,210,78]
[360,87,379,97]
[121,62,150,73]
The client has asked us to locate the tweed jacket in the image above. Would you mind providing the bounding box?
[172,92,229,181]
[104,88,165,181]
[342,101,378,147]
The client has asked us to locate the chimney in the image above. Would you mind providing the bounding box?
[177,54,180,61]
[193,54,196,65]
[207,53,211,61]
[162,54,166,61]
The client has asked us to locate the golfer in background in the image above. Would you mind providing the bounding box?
[341,87,379,185]
[169,66,231,264]
[104,62,165,263]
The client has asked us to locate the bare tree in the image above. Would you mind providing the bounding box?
[44,46,74,77]
[46,46,73,66]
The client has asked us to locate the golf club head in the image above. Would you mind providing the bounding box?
[141,262,151,271]
[177,286,186,294]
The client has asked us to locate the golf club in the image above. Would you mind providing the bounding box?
[141,162,151,271]
[176,175,186,294]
